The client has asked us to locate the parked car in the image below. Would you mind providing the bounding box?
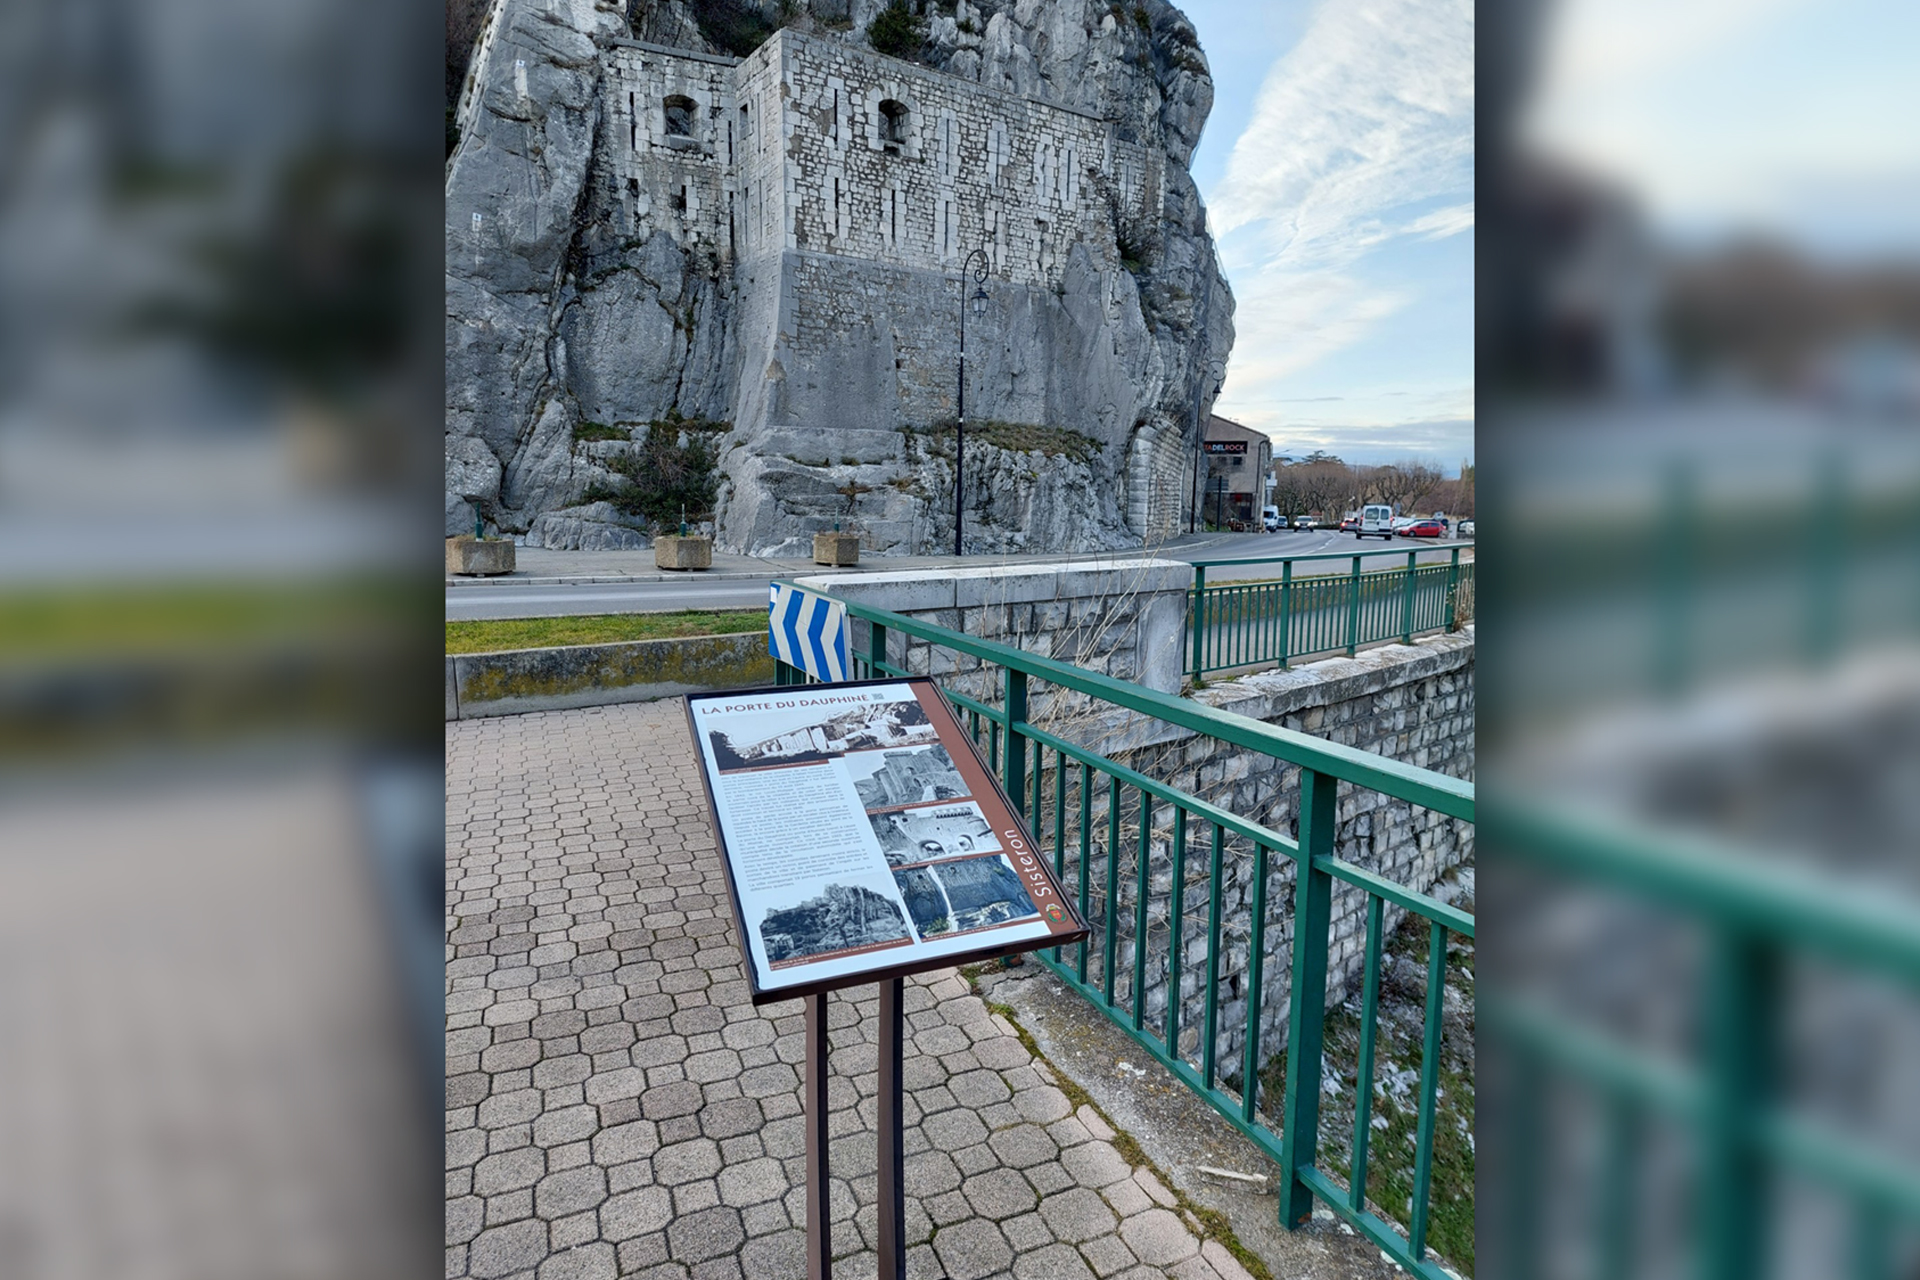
[1403,519,1447,538]
[1457,519,1474,537]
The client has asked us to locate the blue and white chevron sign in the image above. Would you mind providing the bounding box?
[768,584,850,683]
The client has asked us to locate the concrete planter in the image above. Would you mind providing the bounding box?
[812,531,860,566]
[447,536,515,576]
[654,534,712,571]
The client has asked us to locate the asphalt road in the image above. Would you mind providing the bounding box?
[445,528,1469,621]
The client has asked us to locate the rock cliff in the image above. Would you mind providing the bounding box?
[446,0,1234,553]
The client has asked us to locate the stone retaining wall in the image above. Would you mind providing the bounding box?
[799,558,1191,695]
[447,632,773,720]
[806,559,1472,1087]
[1081,630,1475,1085]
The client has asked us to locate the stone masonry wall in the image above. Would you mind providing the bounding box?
[797,558,1192,698]
[1080,632,1476,1092]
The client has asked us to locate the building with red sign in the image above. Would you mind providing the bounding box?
[1201,415,1273,527]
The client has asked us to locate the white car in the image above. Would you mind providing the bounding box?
[1457,519,1474,538]
[1356,504,1396,538]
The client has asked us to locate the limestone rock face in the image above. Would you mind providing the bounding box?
[446,0,1233,553]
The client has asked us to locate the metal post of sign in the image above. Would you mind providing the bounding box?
[805,992,831,1279]
[877,977,907,1279]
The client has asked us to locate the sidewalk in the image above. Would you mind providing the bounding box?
[446,699,1260,1280]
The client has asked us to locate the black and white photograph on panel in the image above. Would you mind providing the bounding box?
[707,690,939,771]
[868,801,1003,868]
[893,856,1040,938]
[755,880,913,966]
[845,743,971,809]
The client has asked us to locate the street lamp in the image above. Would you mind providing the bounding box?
[955,246,991,557]
[1189,356,1226,534]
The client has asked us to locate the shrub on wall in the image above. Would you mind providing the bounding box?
[580,417,726,528]
[867,2,927,60]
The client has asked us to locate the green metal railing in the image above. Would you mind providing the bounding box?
[1485,803,1920,1280]
[1187,545,1475,677]
[772,580,1476,1278]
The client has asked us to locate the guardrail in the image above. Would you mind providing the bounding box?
[771,579,1476,1278]
[1187,544,1474,677]
[1484,802,1920,1280]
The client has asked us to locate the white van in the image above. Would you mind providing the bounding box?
[1261,506,1281,532]
[1357,504,1395,539]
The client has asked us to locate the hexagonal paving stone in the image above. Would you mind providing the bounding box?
[1014,1241,1099,1280]
[961,1166,1038,1221]
[536,1165,608,1220]
[1059,1141,1132,1188]
[536,1239,616,1280]
[666,1205,745,1263]
[717,1156,788,1207]
[467,1218,549,1279]
[1117,1208,1200,1266]
[473,1146,546,1196]
[590,1118,658,1166]
[931,1217,1014,1280]
[1037,1187,1117,1244]
[987,1124,1059,1170]
[920,1107,989,1150]
[600,1186,673,1241]
[655,1137,722,1185]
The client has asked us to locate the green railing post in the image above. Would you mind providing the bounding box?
[1280,767,1338,1228]
[1657,460,1695,696]
[1346,556,1362,656]
[1005,669,1028,819]
[1190,565,1208,677]
[1445,547,1461,632]
[1401,551,1418,644]
[1701,929,1777,1280]
[1805,450,1842,667]
[1279,561,1293,669]
[870,621,888,676]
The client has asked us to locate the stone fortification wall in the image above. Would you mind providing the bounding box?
[771,30,1154,286]
[600,41,744,258]
[447,0,1235,553]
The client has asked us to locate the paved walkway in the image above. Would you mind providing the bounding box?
[447,699,1255,1280]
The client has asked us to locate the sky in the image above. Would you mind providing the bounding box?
[1178,0,1475,473]
[1520,0,1920,260]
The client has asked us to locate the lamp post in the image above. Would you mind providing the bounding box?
[1189,356,1225,533]
[1186,250,1225,534]
[955,246,991,557]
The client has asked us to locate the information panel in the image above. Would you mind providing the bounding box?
[685,678,1089,1004]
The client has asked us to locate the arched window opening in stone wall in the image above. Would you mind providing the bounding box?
[664,95,696,139]
[879,99,909,148]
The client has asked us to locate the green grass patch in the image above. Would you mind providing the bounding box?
[1258,917,1476,1275]
[911,420,1103,464]
[0,578,425,660]
[572,420,631,444]
[446,609,766,655]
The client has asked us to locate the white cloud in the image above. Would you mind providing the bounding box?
[1204,0,1474,407]
[1405,202,1475,240]
[1208,0,1474,257]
